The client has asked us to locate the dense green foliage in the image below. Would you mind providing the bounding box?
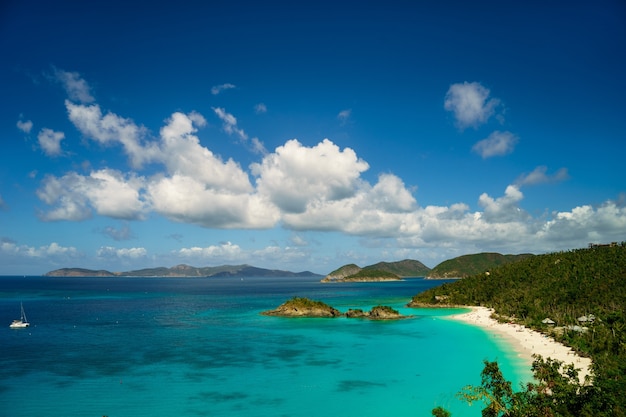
[415,243,626,416]
[345,269,400,280]
[434,356,612,416]
[363,259,431,277]
[371,305,400,315]
[426,252,534,278]
[326,259,430,279]
[282,297,334,309]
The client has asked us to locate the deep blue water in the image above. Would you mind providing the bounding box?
[0,276,531,416]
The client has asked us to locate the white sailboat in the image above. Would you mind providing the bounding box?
[9,302,29,328]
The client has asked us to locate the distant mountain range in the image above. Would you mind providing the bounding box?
[44,264,322,278]
[45,252,535,279]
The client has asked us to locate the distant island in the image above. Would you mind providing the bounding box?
[261,297,409,320]
[322,259,430,282]
[44,264,321,278]
[45,251,536,280]
[321,254,534,282]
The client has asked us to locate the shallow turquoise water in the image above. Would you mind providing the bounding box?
[0,276,531,416]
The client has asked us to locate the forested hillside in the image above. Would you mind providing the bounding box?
[426,252,533,278]
[412,243,626,416]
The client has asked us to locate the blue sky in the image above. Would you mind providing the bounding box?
[1,0,625,275]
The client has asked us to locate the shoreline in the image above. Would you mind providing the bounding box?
[446,306,592,384]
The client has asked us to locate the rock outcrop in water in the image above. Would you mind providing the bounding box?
[262,297,409,320]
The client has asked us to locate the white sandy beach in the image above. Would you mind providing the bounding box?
[448,306,592,384]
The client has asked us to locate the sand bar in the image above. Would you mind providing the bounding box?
[447,306,592,384]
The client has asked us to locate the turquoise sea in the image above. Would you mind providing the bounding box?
[0,276,532,416]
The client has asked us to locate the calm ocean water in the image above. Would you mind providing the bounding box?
[0,276,531,416]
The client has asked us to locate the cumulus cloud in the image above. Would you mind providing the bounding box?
[478,185,528,223]
[211,83,236,95]
[251,139,370,214]
[516,166,569,187]
[178,241,243,260]
[37,128,65,157]
[472,130,518,158]
[97,246,147,259]
[0,240,79,259]
[539,201,626,244]
[444,81,501,129]
[37,169,146,221]
[53,68,95,103]
[160,112,252,192]
[147,174,278,228]
[17,119,33,134]
[29,70,626,264]
[280,175,417,235]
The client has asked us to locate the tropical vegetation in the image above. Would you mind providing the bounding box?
[425,252,534,278]
[412,243,626,416]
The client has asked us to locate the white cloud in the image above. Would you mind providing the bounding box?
[337,109,351,125]
[37,128,65,157]
[255,103,267,114]
[66,101,157,168]
[28,72,626,264]
[211,107,265,154]
[369,173,417,212]
[178,241,243,259]
[37,169,146,221]
[97,246,147,259]
[147,174,278,228]
[472,130,518,158]
[211,83,236,95]
[53,68,95,103]
[17,119,33,133]
[539,201,626,244]
[213,107,248,140]
[251,138,370,214]
[444,81,501,129]
[159,112,252,192]
[0,241,79,259]
[516,166,569,187]
[278,173,418,236]
[478,185,528,223]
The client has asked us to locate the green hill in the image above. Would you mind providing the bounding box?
[323,259,430,282]
[411,243,626,416]
[342,269,401,281]
[426,252,534,278]
[363,259,430,277]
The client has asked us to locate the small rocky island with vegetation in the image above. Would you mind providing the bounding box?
[261,297,409,320]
